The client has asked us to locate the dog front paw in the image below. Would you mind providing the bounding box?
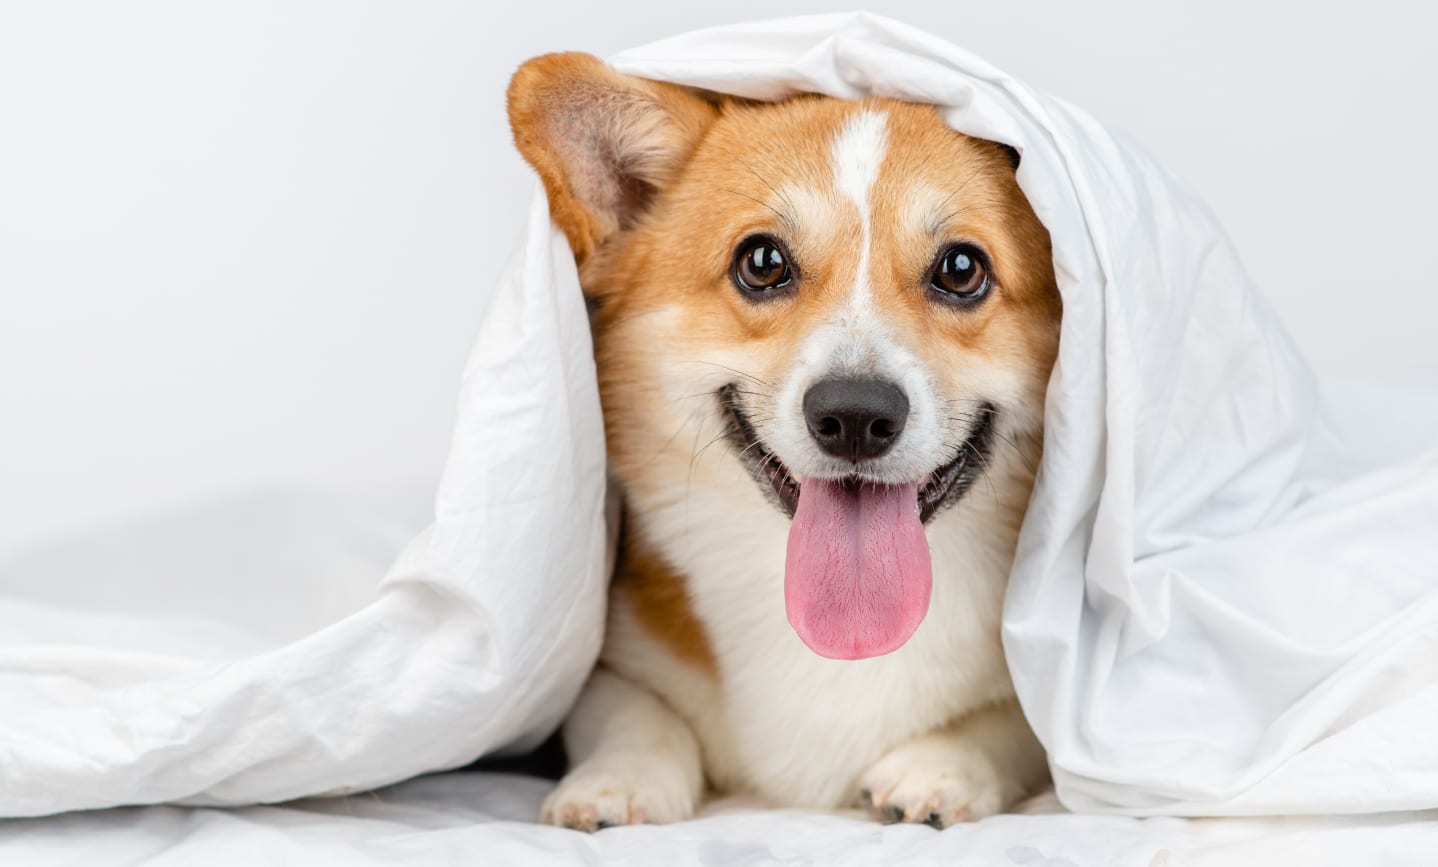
[857,737,1018,829]
[541,760,697,831]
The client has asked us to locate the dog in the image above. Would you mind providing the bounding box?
[506,52,1061,830]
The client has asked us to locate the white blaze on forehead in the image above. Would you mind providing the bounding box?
[832,109,890,214]
[832,109,888,318]
[834,109,885,343]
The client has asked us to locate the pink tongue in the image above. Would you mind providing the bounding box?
[784,479,932,660]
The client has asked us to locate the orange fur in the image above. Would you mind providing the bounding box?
[507,52,718,265]
[612,527,717,676]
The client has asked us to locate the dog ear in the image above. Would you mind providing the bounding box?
[507,53,719,266]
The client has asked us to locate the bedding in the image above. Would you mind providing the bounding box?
[4,772,1438,866]
[2,8,1436,851]
[0,382,1433,861]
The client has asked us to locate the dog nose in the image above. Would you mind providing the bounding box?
[803,378,909,461]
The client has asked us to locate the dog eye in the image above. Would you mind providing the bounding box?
[732,236,793,297]
[929,244,991,304]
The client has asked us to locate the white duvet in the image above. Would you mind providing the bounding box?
[2,11,1436,823]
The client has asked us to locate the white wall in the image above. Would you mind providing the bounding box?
[2,1,1434,552]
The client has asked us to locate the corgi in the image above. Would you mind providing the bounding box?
[506,52,1061,830]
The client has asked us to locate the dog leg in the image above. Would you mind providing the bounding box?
[540,667,704,831]
[856,699,1047,828]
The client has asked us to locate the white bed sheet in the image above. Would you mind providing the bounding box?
[4,771,1438,867]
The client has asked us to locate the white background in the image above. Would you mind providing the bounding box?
[2,1,1434,553]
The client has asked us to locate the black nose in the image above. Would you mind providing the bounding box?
[803,378,909,461]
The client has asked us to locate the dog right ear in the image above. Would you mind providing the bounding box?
[507,53,718,267]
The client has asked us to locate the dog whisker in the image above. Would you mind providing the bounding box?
[716,188,793,227]
[925,167,986,233]
[955,431,1001,506]
[642,404,724,469]
[932,194,1010,230]
[681,360,775,390]
[710,144,799,232]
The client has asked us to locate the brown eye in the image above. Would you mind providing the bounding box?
[732,236,793,297]
[929,244,992,304]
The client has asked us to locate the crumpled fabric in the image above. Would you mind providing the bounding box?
[2,12,1435,819]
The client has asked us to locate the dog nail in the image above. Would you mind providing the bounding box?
[595,819,615,831]
[859,787,872,804]
[882,804,905,823]
[924,811,944,829]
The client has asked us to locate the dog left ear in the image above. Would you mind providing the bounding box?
[507,53,719,267]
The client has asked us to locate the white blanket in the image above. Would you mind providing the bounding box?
[2,12,1435,819]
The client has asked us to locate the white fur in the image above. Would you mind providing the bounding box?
[857,700,1047,824]
[541,668,703,830]
[544,105,1048,830]
[832,109,887,316]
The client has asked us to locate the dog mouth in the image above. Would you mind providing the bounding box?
[718,384,997,524]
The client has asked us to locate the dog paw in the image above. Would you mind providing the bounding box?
[857,738,1016,829]
[541,761,697,832]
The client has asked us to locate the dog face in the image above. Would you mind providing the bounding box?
[509,54,1060,658]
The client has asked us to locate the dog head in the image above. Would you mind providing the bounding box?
[508,53,1060,659]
